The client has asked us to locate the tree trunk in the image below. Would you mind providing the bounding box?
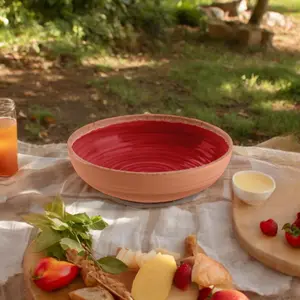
[249,0,269,25]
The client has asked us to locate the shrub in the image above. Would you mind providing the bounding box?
[174,3,206,27]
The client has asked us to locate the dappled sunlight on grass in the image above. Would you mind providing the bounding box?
[251,100,297,112]
[83,55,166,71]
[84,41,300,144]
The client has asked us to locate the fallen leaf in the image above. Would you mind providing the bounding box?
[18,110,27,119]
[23,90,37,97]
[89,113,97,119]
[43,116,56,125]
[103,99,108,105]
[124,75,132,80]
[254,131,268,137]
[30,115,37,122]
[238,110,249,118]
[91,94,100,101]
[39,131,48,139]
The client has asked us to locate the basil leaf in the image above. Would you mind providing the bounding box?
[78,232,91,240]
[89,216,108,230]
[46,244,66,260]
[45,196,65,219]
[22,213,50,230]
[60,238,84,252]
[51,218,69,231]
[66,212,91,224]
[35,228,62,252]
[97,257,128,274]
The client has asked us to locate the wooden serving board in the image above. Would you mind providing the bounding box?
[232,187,300,277]
[23,243,199,300]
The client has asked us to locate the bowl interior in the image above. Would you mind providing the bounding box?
[72,118,230,173]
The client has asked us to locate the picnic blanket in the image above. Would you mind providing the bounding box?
[1,140,300,300]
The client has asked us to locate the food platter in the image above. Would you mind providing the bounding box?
[23,241,210,300]
[22,197,247,300]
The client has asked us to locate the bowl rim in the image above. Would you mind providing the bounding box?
[67,114,233,175]
[232,170,276,195]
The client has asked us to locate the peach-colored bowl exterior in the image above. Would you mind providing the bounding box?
[67,114,233,203]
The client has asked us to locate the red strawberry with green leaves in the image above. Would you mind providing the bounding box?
[173,263,192,291]
[282,223,300,248]
[260,219,278,237]
[198,287,213,299]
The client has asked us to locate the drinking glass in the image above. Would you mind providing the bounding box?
[0,98,18,176]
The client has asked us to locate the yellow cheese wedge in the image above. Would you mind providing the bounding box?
[131,253,177,300]
[167,284,199,300]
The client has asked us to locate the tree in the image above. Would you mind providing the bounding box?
[249,0,269,25]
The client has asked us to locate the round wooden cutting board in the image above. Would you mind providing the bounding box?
[232,184,300,277]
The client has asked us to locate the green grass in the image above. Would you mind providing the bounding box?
[89,42,300,144]
[271,0,300,15]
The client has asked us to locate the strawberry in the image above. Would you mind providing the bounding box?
[292,212,300,228]
[293,219,300,228]
[260,219,278,237]
[198,287,213,300]
[173,263,192,291]
[282,223,300,248]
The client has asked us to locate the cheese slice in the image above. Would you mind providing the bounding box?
[131,253,177,300]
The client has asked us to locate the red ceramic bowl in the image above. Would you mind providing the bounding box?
[67,114,233,203]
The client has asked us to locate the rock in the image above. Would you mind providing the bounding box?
[90,93,100,101]
[262,11,293,29]
[89,113,97,119]
[208,21,236,40]
[211,0,248,17]
[235,26,263,47]
[239,10,252,22]
[200,7,226,20]
[261,29,274,48]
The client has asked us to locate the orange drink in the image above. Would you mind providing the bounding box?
[0,99,18,177]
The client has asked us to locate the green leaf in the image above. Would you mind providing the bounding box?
[65,212,91,224]
[60,238,84,253]
[46,244,66,260]
[97,257,128,274]
[35,228,62,252]
[282,223,291,231]
[51,218,69,231]
[22,213,50,230]
[89,216,108,230]
[78,232,91,240]
[45,196,65,219]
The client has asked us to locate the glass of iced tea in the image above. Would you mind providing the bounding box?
[0,98,18,177]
